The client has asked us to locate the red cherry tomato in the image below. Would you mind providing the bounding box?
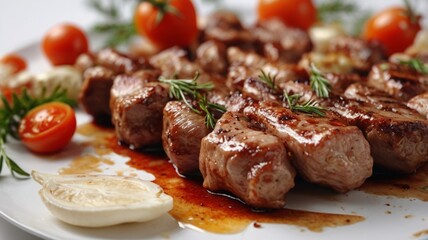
[42,23,89,65]
[362,7,421,56]
[257,0,317,30]
[134,0,198,49]
[19,102,76,154]
[0,54,27,74]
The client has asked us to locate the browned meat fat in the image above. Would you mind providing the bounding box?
[110,72,168,148]
[162,101,211,175]
[244,101,373,192]
[200,112,295,208]
[79,66,115,124]
[367,63,428,101]
[408,92,428,119]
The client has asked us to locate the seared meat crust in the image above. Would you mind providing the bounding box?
[162,101,211,174]
[200,112,296,208]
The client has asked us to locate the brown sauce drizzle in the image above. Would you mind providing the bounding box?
[72,123,365,233]
[414,229,428,238]
[359,166,428,201]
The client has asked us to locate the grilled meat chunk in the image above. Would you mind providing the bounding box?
[202,11,253,48]
[200,112,296,208]
[244,101,373,192]
[96,48,148,74]
[196,40,228,75]
[367,63,428,101]
[408,92,428,119]
[326,95,428,173]
[79,66,115,124]
[149,47,198,78]
[252,19,312,63]
[327,36,385,73]
[110,72,168,148]
[226,47,307,91]
[162,101,211,175]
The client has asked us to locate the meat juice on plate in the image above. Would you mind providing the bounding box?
[62,122,428,234]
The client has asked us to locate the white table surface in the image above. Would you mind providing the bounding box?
[0,0,422,239]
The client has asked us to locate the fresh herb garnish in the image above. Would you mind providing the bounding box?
[159,72,226,129]
[309,63,331,98]
[0,87,75,179]
[403,0,418,24]
[88,0,182,47]
[283,91,326,117]
[399,58,428,75]
[143,0,181,24]
[257,70,326,116]
[259,69,277,91]
[88,0,140,48]
[317,0,358,22]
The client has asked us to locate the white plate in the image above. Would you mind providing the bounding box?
[1,43,428,240]
[2,1,428,239]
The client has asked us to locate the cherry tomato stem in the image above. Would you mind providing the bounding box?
[134,0,198,49]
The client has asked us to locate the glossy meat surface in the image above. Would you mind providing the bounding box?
[200,112,295,208]
[244,101,373,192]
[162,101,211,175]
[110,73,168,148]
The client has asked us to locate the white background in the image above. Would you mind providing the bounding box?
[0,0,425,239]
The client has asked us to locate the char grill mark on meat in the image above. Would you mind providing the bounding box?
[325,95,428,173]
[200,111,296,208]
[110,71,168,148]
[251,19,313,63]
[79,66,115,124]
[162,101,211,175]
[243,101,373,192]
[282,80,428,173]
[367,63,428,101]
[327,36,385,73]
[408,92,428,119]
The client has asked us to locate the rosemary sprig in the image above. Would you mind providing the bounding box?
[317,0,358,22]
[283,91,326,117]
[309,63,331,98]
[399,58,428,75]
[257,69,326,116]
[88,0,139,48]
[0,87,75,179]
[259,69,277,91]
[198,95,227,129]
[88,0,182,47]
[0,138,29,178]
[403,0,418,24]
[159,72,226,129]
